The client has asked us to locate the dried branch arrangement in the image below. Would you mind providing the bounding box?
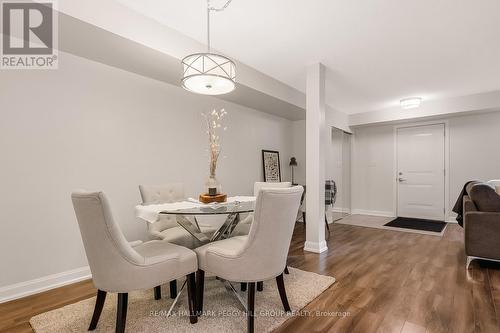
[202,108,228,178]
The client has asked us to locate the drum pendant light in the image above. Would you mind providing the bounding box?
[181,0,236,95]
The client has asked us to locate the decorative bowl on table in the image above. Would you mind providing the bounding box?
[199,193,227,204]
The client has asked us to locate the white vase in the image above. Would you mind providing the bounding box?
[205,175,221,196]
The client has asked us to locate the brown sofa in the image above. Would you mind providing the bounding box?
[463,182,500,269]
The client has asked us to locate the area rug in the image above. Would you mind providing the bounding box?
[384,217,447,233]
[30,267,335,333]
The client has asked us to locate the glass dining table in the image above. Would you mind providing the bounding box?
[159,200,255,245]
[159,200,255,313]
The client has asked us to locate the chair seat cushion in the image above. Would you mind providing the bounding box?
[134,240,197,267]
[158,225,216,248]
[194,236,248,276]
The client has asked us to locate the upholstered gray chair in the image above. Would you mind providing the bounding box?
[72,190,198,333]
[233,181,292,235]
[139,183,216,298]
[253,181,292,194]
[233,181,294,287]
[139,184,216,246]
[194,186,303,333]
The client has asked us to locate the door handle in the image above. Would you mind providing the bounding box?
[398,178,407,182]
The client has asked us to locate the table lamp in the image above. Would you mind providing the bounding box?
[289,157,297,184]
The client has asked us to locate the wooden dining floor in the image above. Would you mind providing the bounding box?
[1,220,499,332]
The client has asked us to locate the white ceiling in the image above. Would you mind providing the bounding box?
[115,0,500,114]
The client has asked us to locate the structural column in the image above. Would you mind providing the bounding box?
[304,63,327,253]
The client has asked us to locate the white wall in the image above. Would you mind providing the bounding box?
[448,112,500,209]
[351,111,500,218]
[0,51,293,290]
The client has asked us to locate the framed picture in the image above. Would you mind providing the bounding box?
[262,150,281,182]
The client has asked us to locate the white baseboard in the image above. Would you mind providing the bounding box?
[351,209,395,218]
[0,266,91,304]
[446,212,458,223]
[304,240,328,253]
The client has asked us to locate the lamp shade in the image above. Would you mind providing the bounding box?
[181,53,236,95]
[289,157,297,166]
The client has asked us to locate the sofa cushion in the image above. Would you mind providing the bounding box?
[470,183,500,212]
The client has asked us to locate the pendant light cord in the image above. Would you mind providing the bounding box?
[209,0,233,12]
[207,4,211,52]
[207,0,234,52]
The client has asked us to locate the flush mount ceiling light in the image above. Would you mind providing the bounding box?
[181,0,236,95]
[400,97,422,109]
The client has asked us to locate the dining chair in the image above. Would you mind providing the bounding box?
[139,183,216,298]
[139,184,216,245]
[72,190,198,333]
[253,181,292,194]
[234,181,292,235]
[194,186,303,333]
[301,180,336,239]
[233,181,294,288]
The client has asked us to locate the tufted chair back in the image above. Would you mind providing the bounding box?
[253,182,291,196]
[139,184,185,238]
[72,190,145,291]
[242,186,303,280]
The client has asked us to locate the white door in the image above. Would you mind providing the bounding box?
[397,124,445,220]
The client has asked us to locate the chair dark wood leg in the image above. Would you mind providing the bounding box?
[154,285,161,300]
[276,273,291,312]
[247,282,256,333]
[325,215,331,239]
[186,273,198,324]
[257,281,263,292]
[115,293,128,333]
[241,282,247,291]
[196,269,205,315]
[284,266,290,275]
[169,280,177,299]
[88,289,107,330]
